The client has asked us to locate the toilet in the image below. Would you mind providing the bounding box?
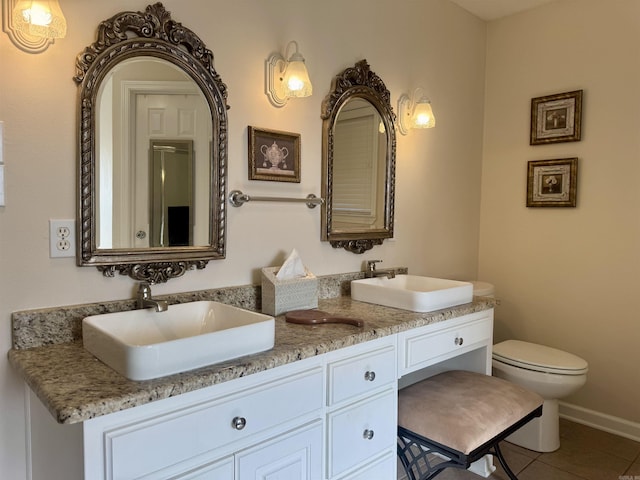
[472,282,589,453]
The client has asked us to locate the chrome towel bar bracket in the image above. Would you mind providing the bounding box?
[228,190,324,209]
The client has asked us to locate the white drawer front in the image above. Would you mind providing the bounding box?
[402,314,492,373]
[327,344,396,406]
[327,388,397,478]
[107,367,323,480]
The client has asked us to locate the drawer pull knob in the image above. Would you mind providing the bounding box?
[455,337,464,346]
[363,429,375,440]
[232,416,247,430]
[364,371,376,382]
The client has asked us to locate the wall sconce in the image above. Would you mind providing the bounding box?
[265,40,313,107]
[2,0,66,53]
[397,88,436,135]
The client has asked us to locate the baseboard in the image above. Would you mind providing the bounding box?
[559,401,640,442]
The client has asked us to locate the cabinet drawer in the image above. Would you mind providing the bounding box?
[107,366,323,480]
[402,314,492,373]
[327,388,396,478]
[327,344,396,406]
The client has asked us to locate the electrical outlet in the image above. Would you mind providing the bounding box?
[50,219,76,258]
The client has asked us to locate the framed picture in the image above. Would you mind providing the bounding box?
[527,158,578,207]
[530,90,582,145]
[248,126,301,182]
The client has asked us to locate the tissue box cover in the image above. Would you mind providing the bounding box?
[261,266,318,315]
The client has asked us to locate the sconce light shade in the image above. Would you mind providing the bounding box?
[398,88,436,135]
[12,0,66,38]
[410,97,436,129]
[266,40,313,107]
[2,0,66,53]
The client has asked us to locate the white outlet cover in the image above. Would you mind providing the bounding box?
[50,219,76,258]
[0,121,4,164]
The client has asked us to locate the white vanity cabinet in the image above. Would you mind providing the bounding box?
[81,336,402,480]
[82,357,325,480]
[325,336,398,480]
[25,307,495,480]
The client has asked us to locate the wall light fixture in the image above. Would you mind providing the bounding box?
[2,0,66,53]
[265,40,313,107]
[397,88,436,135]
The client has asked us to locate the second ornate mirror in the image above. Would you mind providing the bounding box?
[74,3,229,283]
[321,60,396,254]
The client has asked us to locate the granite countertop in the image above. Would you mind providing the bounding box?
[9,293,494,425]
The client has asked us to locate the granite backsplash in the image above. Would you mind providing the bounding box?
[11,269,407,350]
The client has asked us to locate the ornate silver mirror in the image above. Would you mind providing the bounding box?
[74,3,228,283]
[321,60,396,254]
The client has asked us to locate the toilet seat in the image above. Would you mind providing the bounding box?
[493,340,588,376]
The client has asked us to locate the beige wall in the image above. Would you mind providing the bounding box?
[480,0,640,426]
[0,0,486,477]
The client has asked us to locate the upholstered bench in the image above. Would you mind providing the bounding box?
[397,370,543,480]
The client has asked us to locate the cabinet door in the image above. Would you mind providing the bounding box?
[171,456,234,479]
[335,451,396,480]
[235,421,323,480]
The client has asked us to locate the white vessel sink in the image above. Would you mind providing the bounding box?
[351,275,473,313]
[83,301,275,381]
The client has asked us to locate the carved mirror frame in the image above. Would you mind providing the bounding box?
[74,3,228,284]
[321,60,396,254]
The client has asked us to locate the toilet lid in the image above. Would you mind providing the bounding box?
[493,340,588,375]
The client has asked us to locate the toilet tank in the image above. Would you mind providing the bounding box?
[472,281,495,297]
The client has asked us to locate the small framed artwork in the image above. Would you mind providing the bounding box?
[530,90,582,145]
[527,158,578,207]
[248,126,301,182]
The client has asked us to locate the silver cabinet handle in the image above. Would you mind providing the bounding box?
[455,337,464,346]
[363,429,375,440]
[232,416,246,430]
[364,371,376,382]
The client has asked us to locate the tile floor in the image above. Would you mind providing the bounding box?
[397,419,640,480]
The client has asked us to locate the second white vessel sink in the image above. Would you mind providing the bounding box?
[351,274,473,313]
[83,301,275,381]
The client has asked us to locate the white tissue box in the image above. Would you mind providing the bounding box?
[261,266,318,316]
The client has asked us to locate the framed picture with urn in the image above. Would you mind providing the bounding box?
[248,126,301,182]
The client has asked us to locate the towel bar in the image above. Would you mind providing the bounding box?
[228,190,324,208]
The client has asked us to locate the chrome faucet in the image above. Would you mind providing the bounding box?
[365,260,396,279]
[136,282,168,312]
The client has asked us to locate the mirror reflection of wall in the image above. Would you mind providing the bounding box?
[95,57,211,250]
[332,98,386,231]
